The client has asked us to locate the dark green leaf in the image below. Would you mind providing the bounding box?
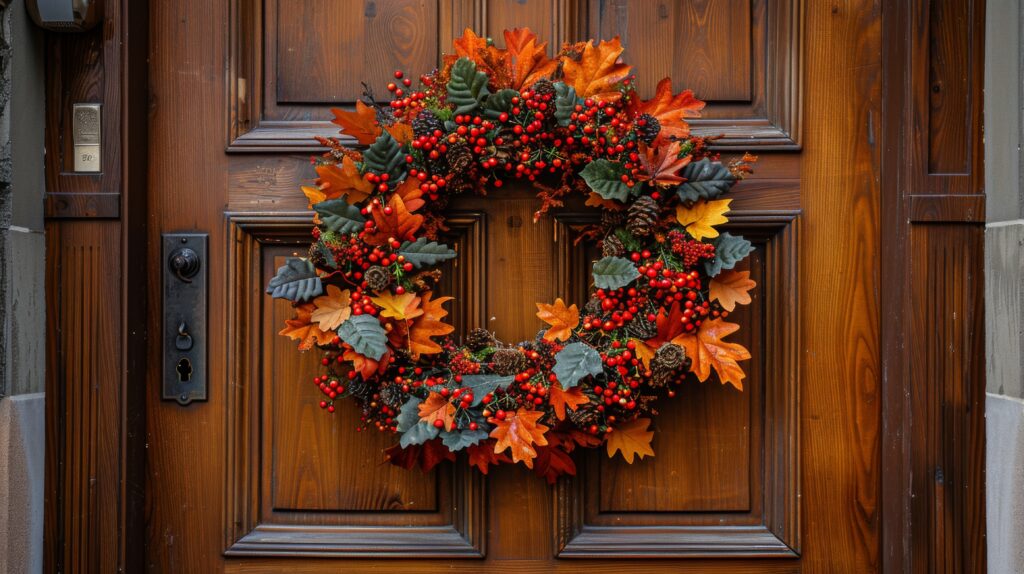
[337,314,388,361]
[396,396,424,432]
[400,421,440,447]
[398,237,458,268]
[362,131,407,182]
[676,159,737,202]
[266,258,322,302]
[461,374,514,405]
[314,199,366,235]
[705,232,754,277]
[447,57,490,115]
[482,89,519,120]
[553,82,583,127]
[440,429,490,451]
[580,159,631,202]
[552,342,604,388]
[592,256,639,290]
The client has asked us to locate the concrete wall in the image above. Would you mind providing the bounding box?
[985,0,1024,572]
[0,1,45,573]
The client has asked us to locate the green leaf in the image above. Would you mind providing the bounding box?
[362,131,407,182]
[592,256,639,290]
[440,429,490,451]
[314,199,366,234]
[461,374,514,405]
[396,396,424,432]
[447,57,491,115]
[337,314,388,361]
[266,258,322,302]
[552,342,604,388]
[553,82,582,127]
[398,237,458,269]
[676,159,737,203]
[400,421,440,447]
[580,159,631,202]
[614,228,643,252]
[705,232,754,277]
[482,89,519,120]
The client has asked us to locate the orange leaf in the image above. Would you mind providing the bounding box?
[418,392,456,432]
[384,122,414,145]
[674,319,751,390]
[632,338,657,371]
[548,382,590,420]
[467,440,511,474]
[535,298,579,342]
[393,177,425,213]
[449,29,511,84]
[585,191,625,211]
[279,303,333,351]
[371,292,424,320]
[633,78,705,142]
[343,346,390,380]
[638,141,690,186]
[605,417,655,463]
[330,101,382,145]
[710,270,756,312]
[490,408,550,469]
[311,285,352,331]
[504,28,559,89]
[560,37,632,102]
[633,302,686,370]
[364,194,424,246]
[315,156,373,205]
[408,291,455,358]
[302,185,326,209]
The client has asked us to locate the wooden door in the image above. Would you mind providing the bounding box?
[146,1,881,572]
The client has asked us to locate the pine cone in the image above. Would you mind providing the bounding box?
[379,383,404,408]
[626,195,660,237]
[650,343,688,387]
[491,348,528,376]
[569,405,603,429]
[409,269,441,291]
[602,234,625,257]
[625,315,657,340]
[601,209,625,230]
[365,265,393,292]
[532,79,557,100]
[636,113,661,144]
[465,328,497,352]
[345,377,373,401]
[412,110,445,138]
[447,143,474,172]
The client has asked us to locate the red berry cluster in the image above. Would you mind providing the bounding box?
[668,229,717,267]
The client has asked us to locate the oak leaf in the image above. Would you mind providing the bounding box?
[467,441,512,474]
[315,156,373,205]
[407,291,455,358]
[535,298,580,342]
[302,185,326,209]
[279,303,333,351]
[675,319,751,390]
[384,122,414,145]
[418,392,456,432]
[490,408,550,469]
[330,101,382,145]
[560,37,632,102]
[448,29,511,86]
[633,78,705,142]
[710,270,756,312]
[504,28,559,89]
[364,194,424,246]
[310,285,352,331]
[605,417,655,463]
[638,141,690,186]
[548,381,590,420]
[676,198,731,241]
[371,292,424,320]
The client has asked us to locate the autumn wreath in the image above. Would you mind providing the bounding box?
[266,29,757,482]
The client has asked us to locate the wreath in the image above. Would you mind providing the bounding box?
[267,29,757,483]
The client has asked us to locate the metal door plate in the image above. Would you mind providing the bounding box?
[162,233,208,404]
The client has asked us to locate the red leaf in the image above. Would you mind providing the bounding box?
[467,440,511,474]
[532,445,577,484]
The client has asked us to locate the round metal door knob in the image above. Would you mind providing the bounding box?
[169,247,201,282]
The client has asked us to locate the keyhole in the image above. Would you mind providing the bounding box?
[176,358,193,382]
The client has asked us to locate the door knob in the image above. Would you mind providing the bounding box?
[169,246,201,283]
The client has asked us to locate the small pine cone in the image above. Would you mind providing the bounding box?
[584,297,603,317]
[379,383,404,408]
[409,269,442,291]
[412,110,445,137]
[365,265,393,292]
[601,209,626,230]
[649,343,688,387]
[491,348,528,376]
[345,377,373,401]
[447,143,474,172]
[636,113,661,144]
[465,328,497,352]
[569,405,602,429]
[532,79,557,100]
[602,234,625,257]
[626,195,660,237]
[625,316,658,340]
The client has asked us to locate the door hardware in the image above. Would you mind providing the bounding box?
[162,233,208,405]
[71,103,102,172]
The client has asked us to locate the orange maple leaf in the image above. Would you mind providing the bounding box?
[371,291,424,320]
[710,270,756,312]
[633,78,705,142]
[535,298,579,342]
[418,392,456,432]
[364,194,424,246]
[315,156,373,205]
[384,122,414,145]
[585,191,625,211]
[548,382,590,420]
[302,185,326,209]
[467,441,512,474]
[605,417,655,463]
[448,29,511,85]
[393,177,425,213]
[342,346,390,380]
[637,141,690,186]
[675,319,751,390]
[504,28,559,89]
[560,37,632,102]
[310,285,352,331]
[407,291,455,358]
[330,101,382,145]
[490,408,550,469]
[279,303,333,351]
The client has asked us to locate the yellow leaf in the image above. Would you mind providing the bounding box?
[710,270,756,312]
[675,199,732,241]
[535,298,579,342]
[371,292,424,320]
[605,418,655,464]
[311,285,352,331]
[302,185,326,209]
